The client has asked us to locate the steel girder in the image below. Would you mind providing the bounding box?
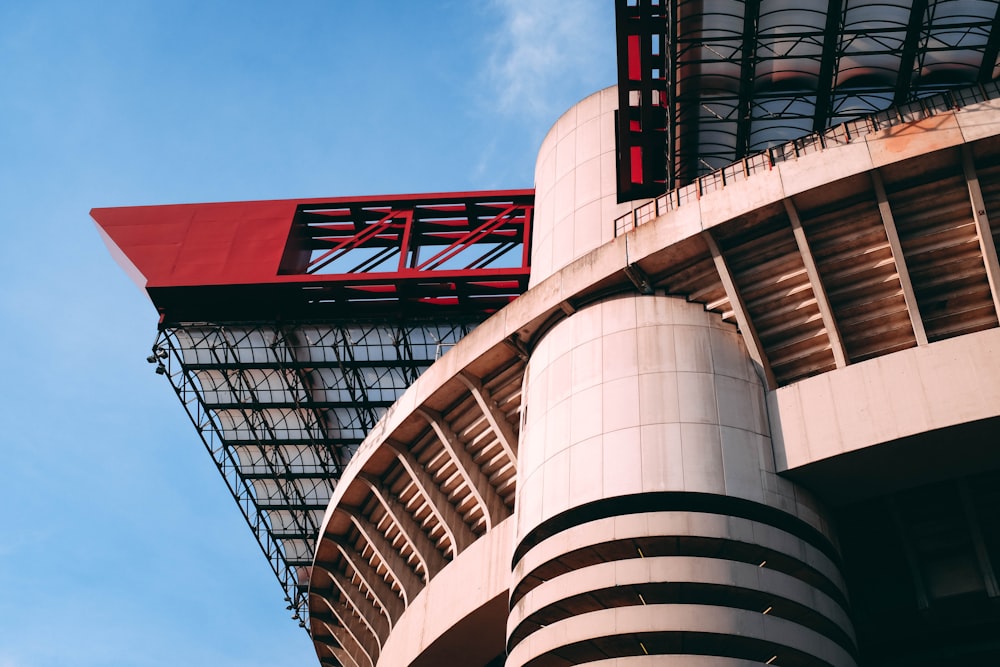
[615,0,1000,200]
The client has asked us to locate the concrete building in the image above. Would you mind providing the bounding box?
[301,86,1000,667]
[95,4,1000,666]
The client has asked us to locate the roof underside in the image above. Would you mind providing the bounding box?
[616,0,1000,199]
[152,318,480,625]
[90,191,534,627]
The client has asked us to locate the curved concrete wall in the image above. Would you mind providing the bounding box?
[376,518,513,667]
[515,296,831,542]
[530,87,633,287]
[508,295,856,666]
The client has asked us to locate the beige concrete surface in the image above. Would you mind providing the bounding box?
[516,295,831,542]
[506,605,857,667]
[770,327,1000,472]
[375,517,513,667]
[531,87,633,286]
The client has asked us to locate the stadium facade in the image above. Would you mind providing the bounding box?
[95,3,1000,666]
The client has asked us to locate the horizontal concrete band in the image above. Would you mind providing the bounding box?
[507,556,856,654]
[511,491,840,569]
[772,327,1000,472]
[572,658,776,667]
[505,604,858,667]
[511,509,848,609]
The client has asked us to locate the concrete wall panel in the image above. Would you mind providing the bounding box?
[516,296,832,540]
[375,517,513,667]
[771,328,1000,472]
[530,87,631,286]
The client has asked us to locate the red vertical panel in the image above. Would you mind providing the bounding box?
[521,206,533,270]
[630,146,644,184]
[397,208,415,272]
[628,34,642,80]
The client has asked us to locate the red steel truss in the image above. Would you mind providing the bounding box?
[615,0,670,201]
[93,190,534,324]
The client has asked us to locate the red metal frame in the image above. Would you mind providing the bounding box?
[615,0,1000,200]
[615,0,670,202]
[92,190,534,323]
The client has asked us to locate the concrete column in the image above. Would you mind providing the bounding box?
[386,440,476,557]
[341,507,421,605]
[529,86,633,286]
[357,472,447,580]
[417,407,509,530]
[508,294,857,667]
[322,538,404,628]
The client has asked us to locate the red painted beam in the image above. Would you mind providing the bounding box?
[92,190,534,324]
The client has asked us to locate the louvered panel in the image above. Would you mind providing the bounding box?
[385,461,451,559]
[344,525,403,605]
[835,293,910,330]
[817,240,894,280]
[799,192,915,363]
[447,393,515,517]
[723,225,797,271]
[490,360,526,424]
[843,311,920,360]
[412,428,486,536]
[403,483,451,556]
[767,332,838,382]
[822,255,897,297]
[365,501,422,581]
[891,176,998,342]
[721,221,833,384]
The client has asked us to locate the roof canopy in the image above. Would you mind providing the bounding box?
[92,190,534,324]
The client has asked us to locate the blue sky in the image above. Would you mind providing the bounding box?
[0,2,614,666]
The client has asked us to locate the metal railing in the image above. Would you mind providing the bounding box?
[614,81,1000,237]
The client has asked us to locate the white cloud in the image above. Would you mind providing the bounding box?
[484,0,614,119]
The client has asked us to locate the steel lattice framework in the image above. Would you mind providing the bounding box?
[91,190,533,628]
[616,0,1000,199]
[150,319,476,625]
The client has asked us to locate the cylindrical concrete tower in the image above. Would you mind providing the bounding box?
[529,87,632,287]
[297,84,1000,666]
[506,90,858,667]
